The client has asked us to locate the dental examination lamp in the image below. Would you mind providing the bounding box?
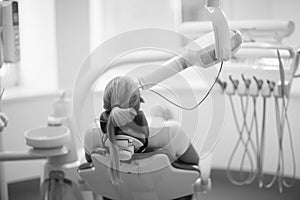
[138,30,241,90]
[138,0,241,89]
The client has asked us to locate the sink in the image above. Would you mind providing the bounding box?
[25,126,71,149]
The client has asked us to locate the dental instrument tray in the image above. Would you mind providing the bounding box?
[24,126,71,149]
[219,42,299,93]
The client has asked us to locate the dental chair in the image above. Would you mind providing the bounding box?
[73,2,242,199]
[78,133,211,200]
[75,28,241,200]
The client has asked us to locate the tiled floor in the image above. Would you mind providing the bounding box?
[8,170,300,200]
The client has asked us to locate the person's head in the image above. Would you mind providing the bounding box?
[103,76,142,185]
[103,76,142,112]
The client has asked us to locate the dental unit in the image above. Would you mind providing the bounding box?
[214,20,299,193]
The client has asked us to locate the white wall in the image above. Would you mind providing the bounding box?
[18,0,58,92]
[89,0,181,52]
[55,0,90,95]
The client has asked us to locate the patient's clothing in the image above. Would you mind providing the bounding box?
[147,118,191,162]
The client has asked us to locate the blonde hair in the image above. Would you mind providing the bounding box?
[103,76,142,185]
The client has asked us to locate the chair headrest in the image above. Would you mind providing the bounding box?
[115,135,143,148]
[114,135,144,161]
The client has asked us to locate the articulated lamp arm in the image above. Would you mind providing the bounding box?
[138,0,239,90]
[138,30,242,90]
[73,0,241,134]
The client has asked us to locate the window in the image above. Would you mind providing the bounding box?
[89,0,182,52]
[0,63,19,88]
[1,0,58,98]
[181,0,205,22]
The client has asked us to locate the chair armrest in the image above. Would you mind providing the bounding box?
[78,162,94,171]
[172,161,200,174]
[131,148,171,160]
[133,148,201,174]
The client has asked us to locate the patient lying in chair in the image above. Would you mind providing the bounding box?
[84,76,199,185]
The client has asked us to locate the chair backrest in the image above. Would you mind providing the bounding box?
[78,152,200,200]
